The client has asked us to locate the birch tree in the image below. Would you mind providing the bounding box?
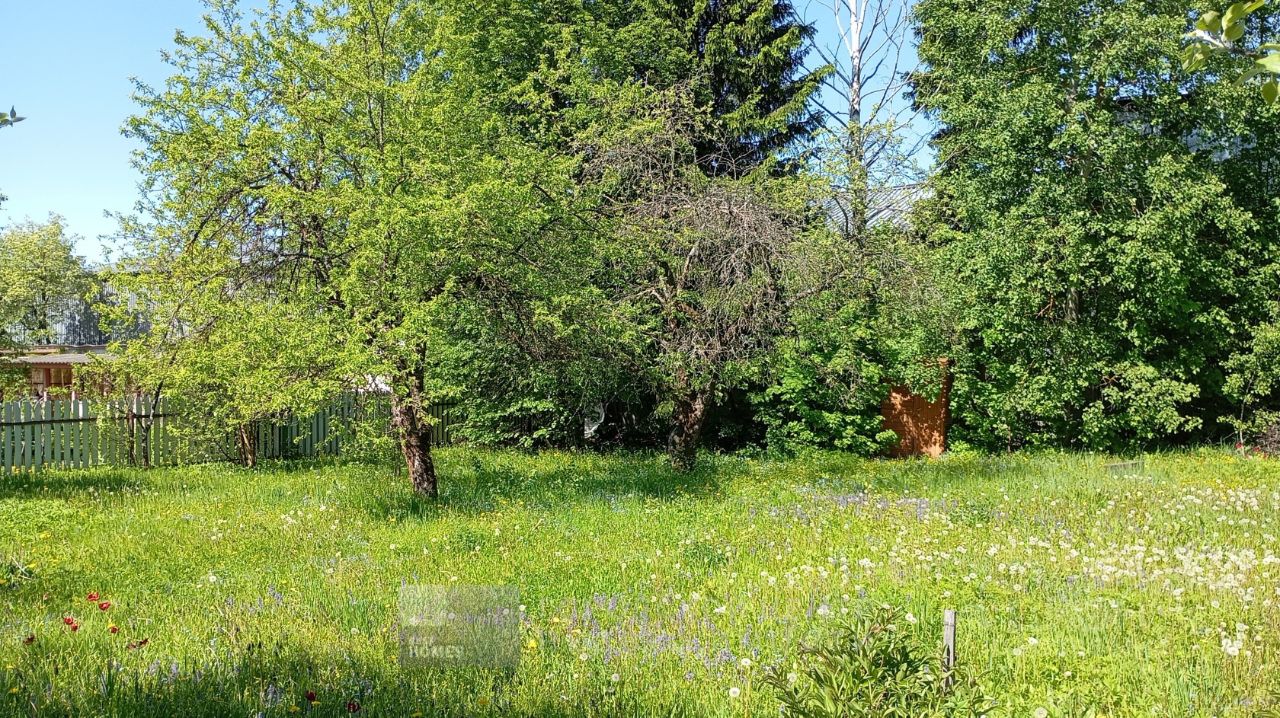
[809,0,923,236]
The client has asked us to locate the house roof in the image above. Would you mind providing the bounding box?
[825,182,933,233]
[8,346,111,366]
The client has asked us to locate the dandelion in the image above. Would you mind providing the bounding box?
[728,687,741,699]
[905,612,917,624]
[740,657,752,668]
[578,652,589,661]
[610,673,620,682]
[1027,637,1038,646]
[1034,708,1049,718]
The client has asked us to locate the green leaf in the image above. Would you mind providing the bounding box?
[1196,10,1222,31]
[1223,2,1247,30]
[1236,65,1266,85]
[1257,53,1280,74]
[1225,21,1245,42]
[1263,80,1279,104]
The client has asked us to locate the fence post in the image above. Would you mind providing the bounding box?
[942,608,956,690]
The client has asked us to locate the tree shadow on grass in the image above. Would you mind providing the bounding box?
[365,449,731,521]
[0,448,734,522]
[9,635,669,718]
[0,468,149,501]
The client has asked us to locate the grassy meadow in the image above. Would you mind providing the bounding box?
[1,449,1278,716]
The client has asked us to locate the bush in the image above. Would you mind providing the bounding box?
[767,605,995,718]
[1258,422,1280,457]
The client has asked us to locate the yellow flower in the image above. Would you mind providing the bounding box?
[8,687,18,695]
[411,712,424,717]
[477,697,491,707]
[287,706,300,714]
[525,638,537,650]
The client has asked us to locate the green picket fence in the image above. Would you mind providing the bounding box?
[0,393,458,475]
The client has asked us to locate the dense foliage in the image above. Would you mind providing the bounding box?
[913,0,1280,451]
[56,0,1280,480]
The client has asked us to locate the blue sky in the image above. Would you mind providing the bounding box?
[2,1,915,264]
[1,1,221,263]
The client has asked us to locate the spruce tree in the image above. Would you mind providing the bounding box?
[671,0,827,175]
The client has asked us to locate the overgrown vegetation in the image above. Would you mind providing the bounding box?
[2,450,1278,715]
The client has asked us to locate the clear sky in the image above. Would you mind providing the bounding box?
[2,1,919,265]
[1,2,221,263]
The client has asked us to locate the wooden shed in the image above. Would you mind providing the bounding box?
[880,360,953,458]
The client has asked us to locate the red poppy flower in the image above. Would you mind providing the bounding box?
[306,691,317,703]
[108,625,119,634]
[346,700,361,713]
[98,601,111,611]
[23,634,35,645]
[86,592,99,601]
[63,616,76,626]
[70,623,80,632]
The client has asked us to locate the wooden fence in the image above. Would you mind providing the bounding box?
[0,394,458,475]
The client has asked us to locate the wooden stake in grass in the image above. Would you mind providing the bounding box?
[942,609,957,690]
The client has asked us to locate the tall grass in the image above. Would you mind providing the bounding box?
[1,449,1277,716]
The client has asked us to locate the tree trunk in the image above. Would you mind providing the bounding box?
[390,394,438,498]
[237,423,257,468]
[667,391,709,472]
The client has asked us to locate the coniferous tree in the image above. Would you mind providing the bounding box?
[666,0,828,175]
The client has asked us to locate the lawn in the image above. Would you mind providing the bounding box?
[1,449,1278,717]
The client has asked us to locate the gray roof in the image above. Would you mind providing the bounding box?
[826,182,932,233]
[13,348,111,365]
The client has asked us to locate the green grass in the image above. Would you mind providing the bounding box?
[1,449,1278,716]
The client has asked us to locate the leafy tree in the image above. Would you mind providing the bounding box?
[1222,304,1280,444]
[580,87,844,469]
[409,0,832,454]
[125,0,579,496]
[97,256,345,467]
[0,217,91,348]
[1185,1,1280,103]
[913,0,1280,451]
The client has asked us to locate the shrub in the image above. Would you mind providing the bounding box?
[767,605,995,718]
[1258,422,1280,457]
